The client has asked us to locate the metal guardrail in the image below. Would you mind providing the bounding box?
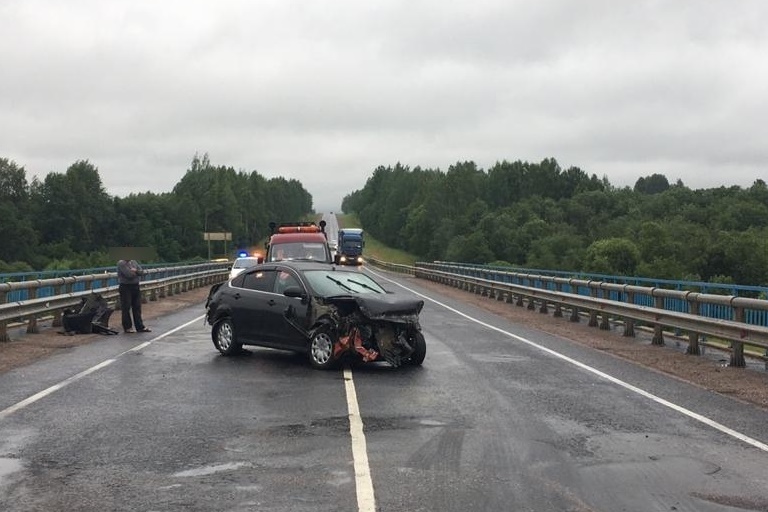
[0,263,230,342]
[427,262,768,326]
[0,262,225,302]
[433,260,768,300]
[367,258,768,369]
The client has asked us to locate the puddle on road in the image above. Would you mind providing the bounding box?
[471,353,531,363]
[0,457,22,483]
[172,461,251,478]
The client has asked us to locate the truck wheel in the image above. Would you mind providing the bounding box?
[213,317,242,356]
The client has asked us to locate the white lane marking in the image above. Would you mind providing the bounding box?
[344,367,376,512]
[369,269,768,454]
[0,359,115,420]
[0,315,205,420]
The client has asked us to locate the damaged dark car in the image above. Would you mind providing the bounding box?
[205,261,426,369]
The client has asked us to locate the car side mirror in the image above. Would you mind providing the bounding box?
[283,286,307,300]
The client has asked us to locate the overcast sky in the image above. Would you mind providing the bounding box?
[2,1,766,211]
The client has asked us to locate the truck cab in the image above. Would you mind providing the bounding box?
[335,228,364,265]
[265,221,333,263]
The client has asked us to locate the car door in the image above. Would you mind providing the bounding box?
[260,268,313,350]
[228,268,277,343]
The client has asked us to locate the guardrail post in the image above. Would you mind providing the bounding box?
[553,283,563,318]
[568,279,580,322]
[51,280,68,328]
[652,295,665,346]
[598,285,611,330]
[539,295,549,314]
[0,291,8,342]
[623,290,635,337]
[522,277,533,310]
[588,286,599,327]
[686,300,701,356]
[730,306,746,367]
[26,285,40,334]
[600,309,611,330]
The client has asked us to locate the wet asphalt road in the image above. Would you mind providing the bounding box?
[1,268,768,512]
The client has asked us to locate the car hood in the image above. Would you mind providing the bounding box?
[324,294,424,322]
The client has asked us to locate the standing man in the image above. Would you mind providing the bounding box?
[117,258,151,333]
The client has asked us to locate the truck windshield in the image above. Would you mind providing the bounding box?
[269,242,329,262]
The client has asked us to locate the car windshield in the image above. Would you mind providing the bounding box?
[303,270,386,296]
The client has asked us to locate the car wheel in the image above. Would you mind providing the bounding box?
[407,331,426,365]
[309,325,337,370]
[213,317,242,356]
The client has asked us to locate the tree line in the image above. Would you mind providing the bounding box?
[0,154,313,272]
[4,152,767,286]
[342,160,768,286]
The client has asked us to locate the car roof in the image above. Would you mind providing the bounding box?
[248,260,343,273]
[233,257,260,264]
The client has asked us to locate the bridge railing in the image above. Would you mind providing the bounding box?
[421,262,768,328]
[0,262,230,342]
[367,258,768,369]
[430,261,768,299]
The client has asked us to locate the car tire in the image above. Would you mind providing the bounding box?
[407,330,426,366]
[309,324,337,370]
[213,317,242,356]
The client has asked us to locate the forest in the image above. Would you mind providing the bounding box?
[0,154,313,272]
[341,160,768,286]
[3,154,767,287]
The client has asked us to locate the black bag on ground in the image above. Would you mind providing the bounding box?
[62,293,117,335]
[62,310,95,334]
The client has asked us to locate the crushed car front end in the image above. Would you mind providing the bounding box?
[298,294,426,369]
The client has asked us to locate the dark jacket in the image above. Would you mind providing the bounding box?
[117,259,144,285]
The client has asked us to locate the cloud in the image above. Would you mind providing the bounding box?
[2,0,767,210]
